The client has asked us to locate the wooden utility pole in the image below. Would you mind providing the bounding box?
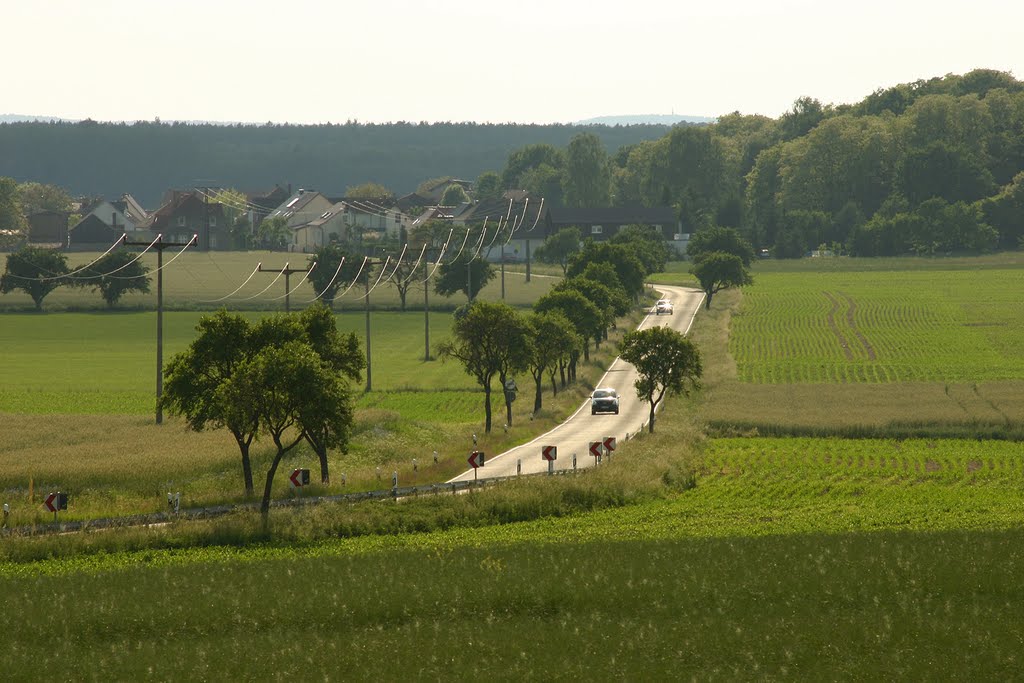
[124,234,196,425]
[361,257,387,392]
[257,263,313,312]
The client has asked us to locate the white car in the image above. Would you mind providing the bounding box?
[654,299,673,315]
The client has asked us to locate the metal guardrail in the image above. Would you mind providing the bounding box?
[0,467,584,538]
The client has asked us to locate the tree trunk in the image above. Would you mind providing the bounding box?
[583,341,590,361]
[261,446,285,515]
[505,395,513,428]
[649,402,657,433]
[534,375,543,414]
[234,434,254,496]
[705,290,713,309]
[484,385,492,433]
[559,360,566,389]
[315,444,329,484]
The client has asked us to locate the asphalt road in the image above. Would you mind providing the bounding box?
[449,285,705,481]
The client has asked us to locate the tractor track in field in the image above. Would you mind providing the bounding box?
[823,291,877,361]
[839,291,877,360]
[823,292,854,360]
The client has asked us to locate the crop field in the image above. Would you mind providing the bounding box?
[0,249,556,312]
[688,255,1024,435]
[730,268,1024,383]
[3,422,1024,679]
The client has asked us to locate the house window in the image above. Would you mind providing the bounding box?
[591,225,603,235]
[177,216,186,227]
[209,216,217,227]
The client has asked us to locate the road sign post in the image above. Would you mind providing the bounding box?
[542,445,557,475]
[603,436,617,461]
[44,491,67,523]
[289,468,310,497]
[468,450,485,482]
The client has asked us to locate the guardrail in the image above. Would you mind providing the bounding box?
[0,467,585,538]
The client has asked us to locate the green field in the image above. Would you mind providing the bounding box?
[730,268,1024,383]
[0,310,482,414]
[4,252,1024,678]
[0,249,558,312]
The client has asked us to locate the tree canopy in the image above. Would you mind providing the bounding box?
[619,326,702,433]
[690,251,753,309]
[0,246,69,310]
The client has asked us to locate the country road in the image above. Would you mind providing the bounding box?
[449,285,705,481]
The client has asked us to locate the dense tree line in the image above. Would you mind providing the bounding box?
[440,227,700,433]
[0,120,671,207]
[499,69,1024,258]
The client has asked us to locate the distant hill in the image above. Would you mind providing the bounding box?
[0,114,71,123]
[0,120,674,207]
[575,114,715,126]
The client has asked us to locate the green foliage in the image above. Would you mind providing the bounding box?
[501,143,564,189]
[562,132,611,208]
[567,241,646,298]
[17,180,72,215]
[253,215,290,250]
[77,250,151,307]
[434,253,494,301]
[686,225,755,266]
[473,171,503,202]
[533,288,603,361]
[438,300,528,432]
[620,326,702,432]
[0,177,28,242]
[0,246,69,310]
[532,226,580,274]
[609,223,672,273]
[306,244,366,308]
[691,251,752,309]
[440,183,469,206]
[344,182,394,201]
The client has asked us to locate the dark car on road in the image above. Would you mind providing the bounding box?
[590,387,620,415]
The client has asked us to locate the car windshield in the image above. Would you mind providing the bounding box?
[593,389,616,398]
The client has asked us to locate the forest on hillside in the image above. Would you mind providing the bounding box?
[0,121,671,207]
[2,69,1023,258]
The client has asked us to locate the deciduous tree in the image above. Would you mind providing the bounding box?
[435,253,494,301]
[533,226,580,275]
[690,251,752,309]
[619,326,702,433]
[78,250,151,307]
[0,246,69,310]
[438,301,525,433]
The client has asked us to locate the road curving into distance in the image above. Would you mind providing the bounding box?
[449,285,705,482]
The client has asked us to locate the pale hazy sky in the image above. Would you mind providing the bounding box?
[3,0,1021,124]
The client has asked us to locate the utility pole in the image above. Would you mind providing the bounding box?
[525,238,531,283]
[423,262,431,362]
[361,257,387,392]
[257,263,313,312]
[124,234,196,425]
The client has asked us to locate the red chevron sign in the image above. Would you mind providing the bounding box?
[289,468,310,487]
[603,436,616,453]
[542,445,557,461]
[589,441,602,458]
[468,450,485,468]
[44,492,67,512]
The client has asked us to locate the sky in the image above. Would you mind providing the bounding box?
[3,0,1022,125]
